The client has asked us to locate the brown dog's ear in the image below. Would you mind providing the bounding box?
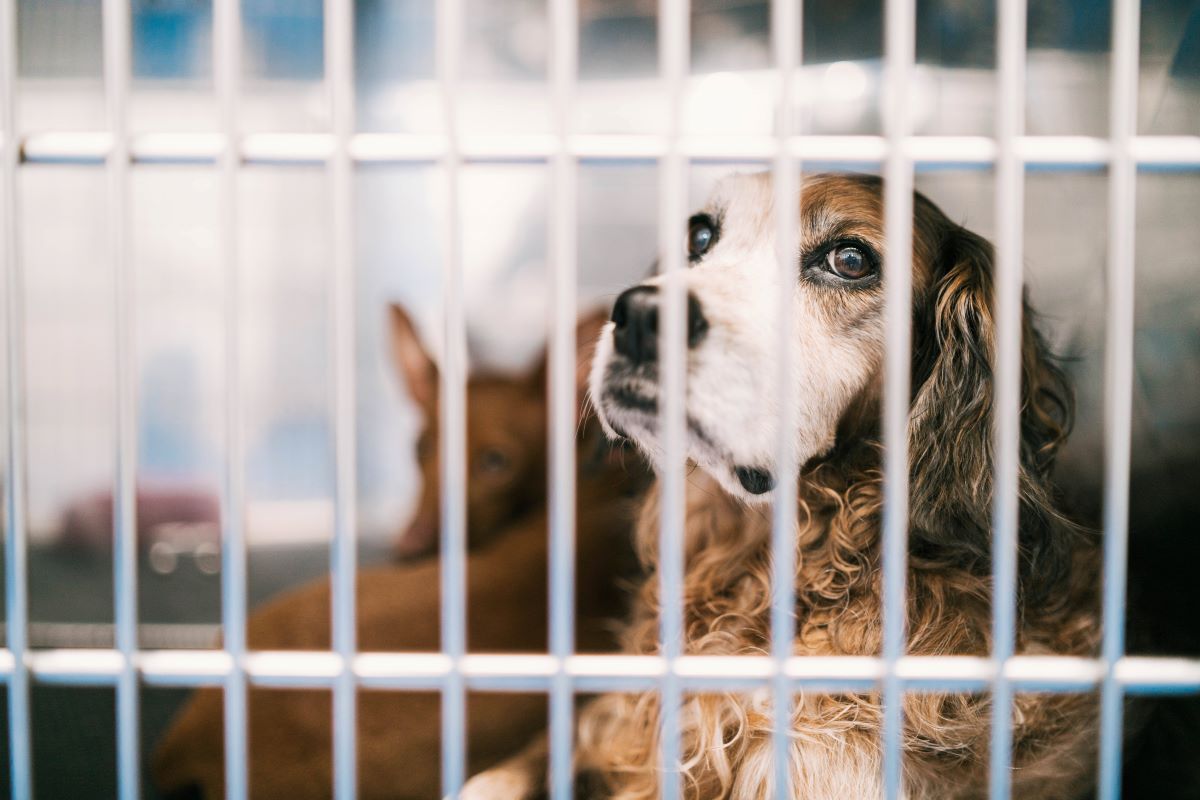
[389,304,438,408]
[908,225,1074,604]
[529,306,612,420]
[574,306,611,406]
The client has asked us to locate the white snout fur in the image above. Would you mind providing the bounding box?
[589,173,882,501]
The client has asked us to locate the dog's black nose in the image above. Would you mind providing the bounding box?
[611,286,708,365]
[612,286,658,364]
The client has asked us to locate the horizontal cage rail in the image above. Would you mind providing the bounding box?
[5,132,1200,168]
[4,649,1197,694]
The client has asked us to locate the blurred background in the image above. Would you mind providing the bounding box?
[1,0,1197,795]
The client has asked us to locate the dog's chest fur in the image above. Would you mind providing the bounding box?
[576,472,1101,800]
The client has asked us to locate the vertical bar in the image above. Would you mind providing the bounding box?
[435,0,468,794]
[213,0,248,797]
[881,0,915,796]
[0,0,32,795]
[657,0,688,797]
[324,0,358,797]
[769,0,799,796]
[989,0,1026,797]
[547,0,578,796]
[102,0,140,796]
[1098,0,1140,797]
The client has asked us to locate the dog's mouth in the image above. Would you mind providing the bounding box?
[597,369,777,494]
[601,383,716,446]
[606,384,657,415]
[597,384,660,443]
[592,345,781,501]
[600,377,775,496]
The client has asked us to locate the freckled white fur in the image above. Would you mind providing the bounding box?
[589,173,882,500]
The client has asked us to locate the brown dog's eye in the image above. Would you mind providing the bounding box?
[475,447,511,475]
[687,215,717,260]
[416,432,433,461]
[826,245,872,280]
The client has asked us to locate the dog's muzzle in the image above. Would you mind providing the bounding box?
[610,285,709,365]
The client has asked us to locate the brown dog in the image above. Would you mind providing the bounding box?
[152,307,648,799]
[391,304,557,559]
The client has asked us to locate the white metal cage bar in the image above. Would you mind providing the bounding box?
[547,0,579,796]
[881,0,916,796]
[8,649,1198,693]
[16,131,1200,168]
[436,0,470,795]
[769,0,799,796]
[0,1,1196,799]
[1,0,31,796]
[213,0,249,796]
[1099,1,1142,798]
[326,0,359,797]
[657,0,689,797]
[988,0,1027,796]
[100,1,141,797]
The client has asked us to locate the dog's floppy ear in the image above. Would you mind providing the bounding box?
[389,304,438,408]
[908,224,1074,601]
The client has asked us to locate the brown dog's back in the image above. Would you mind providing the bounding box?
[153,303,648,798]
[152,437,645,799]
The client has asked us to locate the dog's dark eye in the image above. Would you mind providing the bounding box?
[826,245,872,280]
[475,447,511,475]
[687,215,717,260]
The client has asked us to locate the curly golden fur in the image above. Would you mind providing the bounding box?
[464,174,1101,800]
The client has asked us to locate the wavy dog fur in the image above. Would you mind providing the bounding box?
[464,174,1101,800]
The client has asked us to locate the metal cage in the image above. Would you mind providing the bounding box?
[2,0,1199,798]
